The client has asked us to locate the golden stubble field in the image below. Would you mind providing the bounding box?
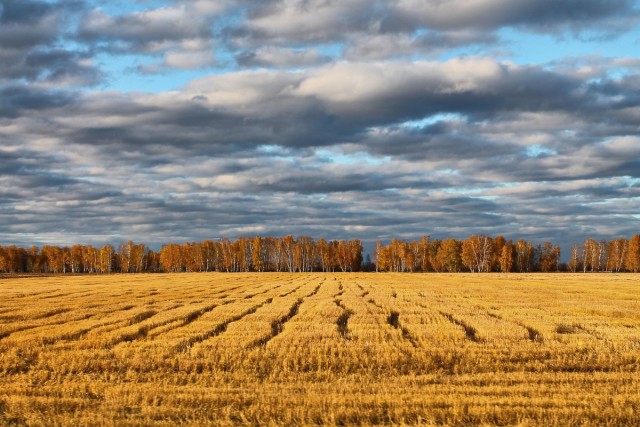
[0,273,639,426]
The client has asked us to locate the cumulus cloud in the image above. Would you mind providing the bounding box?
[242,0,380,43]
[0,0,100,85]
[241,0,637,42]
[229,0,639,61]
[77,1,223,70]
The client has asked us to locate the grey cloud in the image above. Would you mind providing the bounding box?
[26,49,101,85]
[50,92,357,161]
[0,0,57,49]
[387,0,638,33]
[482,180,640,247]
[0,85,76,117]
[238,167,439,194]
[241,0,383,44]
[77,3,218,70]
[2,54,640,248]
[289,60,583,124]
[484,179,640,204]
[0,148,88,200]
[548,55,640,80]
[236,47,332,68]
[0,47,100,84]
[280,0,636,37]
[0,0,100,85]
[344,30,499,61]
[7,58,638,171]
[0,0,54,25]
[358,120,519,163]
[229,0,639,61]
[78,13,209,47]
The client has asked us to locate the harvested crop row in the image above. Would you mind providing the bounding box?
[0,273,639,426]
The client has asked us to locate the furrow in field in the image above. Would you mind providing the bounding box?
[481,309,544,343]
[5,301,172,346]
[242,283,283,299]
[12,301,156,345]
[39,290,93,300]
[88,298,245,348]
[279,282,309,297]
[334,298,353,339]
[327,280,417,374]
[386,311,420,348]
[33,308,74,319]
[249,299,303,348]
[356,278,475,351]
[244,279,367,377]
[184,280,323,364]
[0,306,74,323]
[333,282,352,338]
[410,286,534,345]
[142,303,221,339]
[95,310,162,347]
[439,311,482,343]
[173,298,274,353]
[360,292,421,349]
[27,301,223,353]
[134,279,306,352]
[249,284,322,348]
[0,311,97,341]
[358,295,395,342]
[11,288,63,299]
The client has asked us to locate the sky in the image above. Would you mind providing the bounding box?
[1,0,640,254]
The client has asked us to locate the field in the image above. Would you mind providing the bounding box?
[1,273,639,426]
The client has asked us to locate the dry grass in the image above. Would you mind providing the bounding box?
[1,273,639,426]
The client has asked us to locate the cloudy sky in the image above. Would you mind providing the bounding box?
[1,0,640,253]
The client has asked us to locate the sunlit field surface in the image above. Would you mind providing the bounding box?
[1,273,639,426]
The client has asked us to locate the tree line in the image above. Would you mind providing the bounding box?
[375,234,640,273]
[0,236,362,274]
[0,234,639,274]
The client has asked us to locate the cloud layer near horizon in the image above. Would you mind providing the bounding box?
[1,0,640,251]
